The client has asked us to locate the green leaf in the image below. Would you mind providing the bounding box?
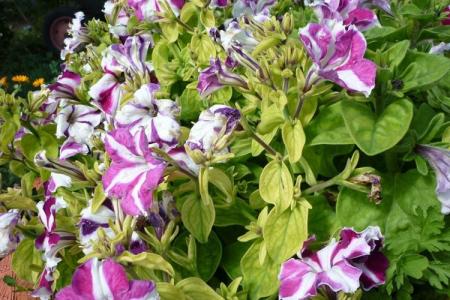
[222,242,250,279]
[305,102,353,146]
[20,134,41,161]
[190,33,216,66]
[251,129,278,156]
[180,88,203,121]
[257,104,285,134]
[199,167,211,206]
[337,170,445,253]
[181,194,215,243]
[0,192,37,211]
[399,51,450,92]
[402,254,429,279]
[180,2,198,23]
[383,40,410,69]
[340,99,413,156]
[117,251,174,276]
[259,160,294,211]
[241,241,279,300]
[200,9,215,28]
[282,120,306,163]
[12,238,43,282]
[306,195,339,242]
[91,183,106,213]
[176,277,224,300]
[215,199,255,227]
[263,201,309,263]
[160,22,179,43]
[173,231,222,281]
[208,168,234,203]
[39,129,59,159]
[157,282,186,300]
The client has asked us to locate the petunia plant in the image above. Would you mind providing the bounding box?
[0,0,449,299]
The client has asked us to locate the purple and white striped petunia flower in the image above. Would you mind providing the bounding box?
[0,209,21,258]
[186,105,241,156]
[31,268,54,300]
[360,0,392,15]
[150,191,180,238]
[167,147,200,175]
[299,21,376,97]
[198,58,248,98]
[115,83,180,147]
[56,104,102,159]
[232,0,276,22]
[340,226,388,290]
[89,72,124,117]
[109,34,154,78]
[103,127,166,216]
[103,1,130,37]
[306,0,380,31]
[279,226,388,299]
[60,138,90,160]
[210,0,229,8]
[218,21,258,54]
[36,196,75,269]
[56,258,159,300]
[128,0,185,21]
[46,172,72,195]
[129,231,149,254]
[56,105,102,143]
[61,11,91,60]
[417,145,450,214]
[79,200,116,254]
[429,42,450,55]
[48,69,81,103]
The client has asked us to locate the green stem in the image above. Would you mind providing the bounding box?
[249,130,278,156]
[303,178,337,194]
[175,18,194,33]
[293,93,305,120]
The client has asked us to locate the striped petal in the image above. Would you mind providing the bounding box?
[103,128,165,215]
[300,22,376,97]
[109,34,154,77]
[279,258,318,300]
[79,200,115,254]
[56,258,159,300]
[89,73,122,116]
[60,138,89,160]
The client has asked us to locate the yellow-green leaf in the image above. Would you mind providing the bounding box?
[282,120,306,163]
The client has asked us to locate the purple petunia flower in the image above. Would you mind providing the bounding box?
[128,0,185,21]
[103,1,130,37]
[56,258,159,300]
[102,127,166,216]
[279,226,388,299]
[197,58,248,98]
[48,69,81,103]
[186,105,241,157]
[232,0,276,22]
[417,145,450,214]
[306,0,383,31]
[0,210,21,258]
[56,104,102,159]
[79,200,116,254]
[299,21,376,97]
[115,83,180,148]
[61,12,91,59]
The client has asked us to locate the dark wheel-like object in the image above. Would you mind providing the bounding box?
[43,6,79,53]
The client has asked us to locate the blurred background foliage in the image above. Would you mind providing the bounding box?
[0,0,72,80]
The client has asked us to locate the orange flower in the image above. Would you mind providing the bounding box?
[11,75,29,83]
[0,76,7,87]
[33,78,45,87]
